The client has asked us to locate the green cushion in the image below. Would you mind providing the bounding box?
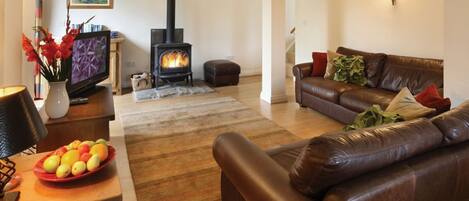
[333,55,367,86]
[345,105,404,131]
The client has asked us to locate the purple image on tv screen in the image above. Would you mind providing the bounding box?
[71,36,107,85]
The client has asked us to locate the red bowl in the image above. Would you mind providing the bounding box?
[34,146,116,183]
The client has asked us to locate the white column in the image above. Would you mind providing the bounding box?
[261,0,288,104]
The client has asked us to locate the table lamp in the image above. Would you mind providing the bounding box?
[0,86,48,201]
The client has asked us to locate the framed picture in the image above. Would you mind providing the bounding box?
[70,0,114,9]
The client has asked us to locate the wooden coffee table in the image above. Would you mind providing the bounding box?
[10,152,122,201]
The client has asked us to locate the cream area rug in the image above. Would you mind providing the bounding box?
[120,94,300,201]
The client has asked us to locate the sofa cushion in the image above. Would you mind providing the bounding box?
[332,55,367,86]
[324,51,343,80]
[337,47,387,88]
[378,55,443,94]
[432,101,469,146]
[312,52,328,76]
[416,84,442,106]
[340,88,396,113]
[416,84,452,114]
[301,77,363,103]
[289,119,444,197]
[385,88,436,120]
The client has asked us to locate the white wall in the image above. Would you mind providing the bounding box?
[295,0,329,63]
[285,0,295,37]
[296,0,444,63]
[2,0,24,86]
[0,0,4,85]
[0,0,35,90]
[44,0,263,87]
[21,0,35,92]
[445,0,469,106]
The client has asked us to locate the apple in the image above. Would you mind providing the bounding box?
[68,140,81,150]
[78,144,90,155]
[80,141,95,148]
[87,154,100,172]
[65,145,72,151]
[43,155,60,173]
[80,152,92,162]
[95,139,107,145]
[53,146,68,157]
[71,161,86,176]
[56,164,71,178]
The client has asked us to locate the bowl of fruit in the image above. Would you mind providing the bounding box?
[34,139,116,183]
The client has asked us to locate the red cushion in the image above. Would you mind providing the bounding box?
[416,84,442,106]
[311,52,327,76]
[416,84,451,113]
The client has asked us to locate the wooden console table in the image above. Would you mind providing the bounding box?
[37,84,115,153]
[11,152,122,201]
[102,37,125,95]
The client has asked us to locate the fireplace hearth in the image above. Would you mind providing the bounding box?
[151,0,193,88]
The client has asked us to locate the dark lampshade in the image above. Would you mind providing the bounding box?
[0,86,48,158]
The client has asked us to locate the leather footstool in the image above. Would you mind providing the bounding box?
[204,60,241,87]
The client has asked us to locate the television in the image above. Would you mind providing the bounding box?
[66,31,111,97]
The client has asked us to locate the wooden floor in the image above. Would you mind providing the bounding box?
[110,75,343,201]
[216,76,344,138]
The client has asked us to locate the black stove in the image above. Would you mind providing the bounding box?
[151,0,192,88]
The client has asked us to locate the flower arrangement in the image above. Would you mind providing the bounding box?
[22,2,94,82]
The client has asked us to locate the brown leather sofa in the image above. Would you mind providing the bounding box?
[293,47,444,124]
[213,101,469,201]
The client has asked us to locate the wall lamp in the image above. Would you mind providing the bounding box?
[392,0,396,6]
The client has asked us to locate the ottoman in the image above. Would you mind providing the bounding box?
[204,60,241,87]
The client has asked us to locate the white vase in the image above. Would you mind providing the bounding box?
[45,81,70,119]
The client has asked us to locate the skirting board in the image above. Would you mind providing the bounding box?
[260,91,288,104]
[122,67,262,88]
[240,67,262,77]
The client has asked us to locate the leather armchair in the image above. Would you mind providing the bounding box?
[213,133,311,201]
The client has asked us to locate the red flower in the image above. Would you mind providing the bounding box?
[40,33,60,65]
[22,34,39,63]
[21,0,94,82]
[59,29,80,60]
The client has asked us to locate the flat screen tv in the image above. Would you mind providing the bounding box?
[66,31,110,97]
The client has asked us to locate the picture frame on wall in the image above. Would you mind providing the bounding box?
[70,0,114,9]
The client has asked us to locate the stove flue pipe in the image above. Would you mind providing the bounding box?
[166,0,176,43]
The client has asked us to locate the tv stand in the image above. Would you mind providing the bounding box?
[37,84,115,153]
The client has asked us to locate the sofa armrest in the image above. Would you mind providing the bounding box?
[293,62,313,80]
[213,133,311,201]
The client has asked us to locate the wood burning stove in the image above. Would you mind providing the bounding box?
[152,43,192,88]
[151,0,193,88]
